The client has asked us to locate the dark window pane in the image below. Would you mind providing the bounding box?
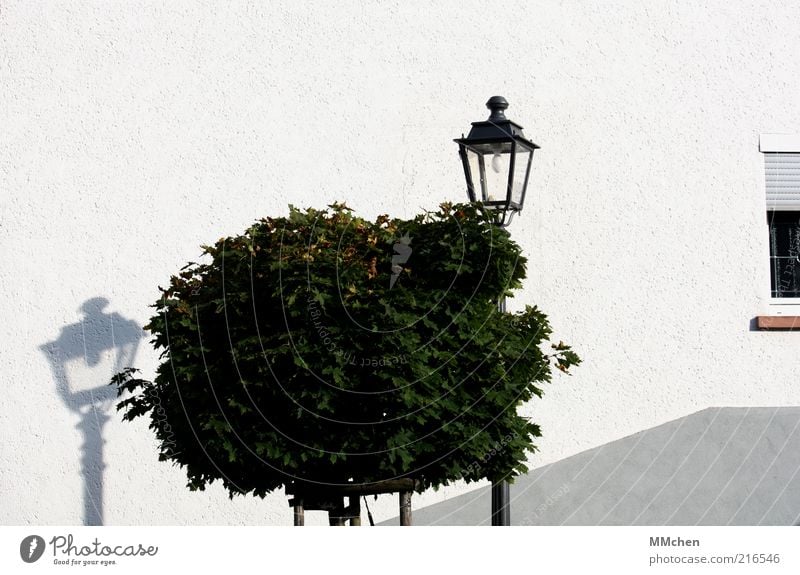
[768,211,800,298]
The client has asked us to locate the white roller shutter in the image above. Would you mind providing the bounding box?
[765,153,800,210]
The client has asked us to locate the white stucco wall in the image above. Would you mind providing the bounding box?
[2,1,800,526]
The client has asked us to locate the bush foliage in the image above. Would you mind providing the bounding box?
[112,202,579,497]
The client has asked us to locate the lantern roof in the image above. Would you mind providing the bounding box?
[456,96,540,148]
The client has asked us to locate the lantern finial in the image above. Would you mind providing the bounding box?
[486,96,509,122]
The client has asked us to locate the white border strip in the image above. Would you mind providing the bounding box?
[2,526,800,574]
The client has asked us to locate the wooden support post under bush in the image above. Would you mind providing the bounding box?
[293,503,304,526]
[399,491,412,526]
[287,480,421,525]
[349,496,361,526]
[328,497,347,526]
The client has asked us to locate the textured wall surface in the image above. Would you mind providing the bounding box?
[2,1,800,526]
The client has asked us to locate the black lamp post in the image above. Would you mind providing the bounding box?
[455,96,539,525]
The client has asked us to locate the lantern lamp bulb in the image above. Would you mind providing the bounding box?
[491,152,503,173]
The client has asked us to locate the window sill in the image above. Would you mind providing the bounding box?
[768,298,800,306]
[757,316,800,330]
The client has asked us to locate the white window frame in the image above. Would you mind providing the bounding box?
[760,134,800,310]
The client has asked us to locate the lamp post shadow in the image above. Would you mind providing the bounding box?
[39,297,145,526]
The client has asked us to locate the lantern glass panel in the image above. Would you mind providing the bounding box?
[465,147,482,202]
[470,142,512,205]
[510,145,532,207]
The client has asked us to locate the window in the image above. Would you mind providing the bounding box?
[767,211,800,298]
[761,135,800,301]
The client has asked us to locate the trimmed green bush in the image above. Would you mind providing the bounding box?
[112,202,579,497]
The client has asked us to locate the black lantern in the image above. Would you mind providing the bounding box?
[455,96,539,227]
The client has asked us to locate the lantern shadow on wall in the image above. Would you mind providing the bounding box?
[39,297,145,525]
